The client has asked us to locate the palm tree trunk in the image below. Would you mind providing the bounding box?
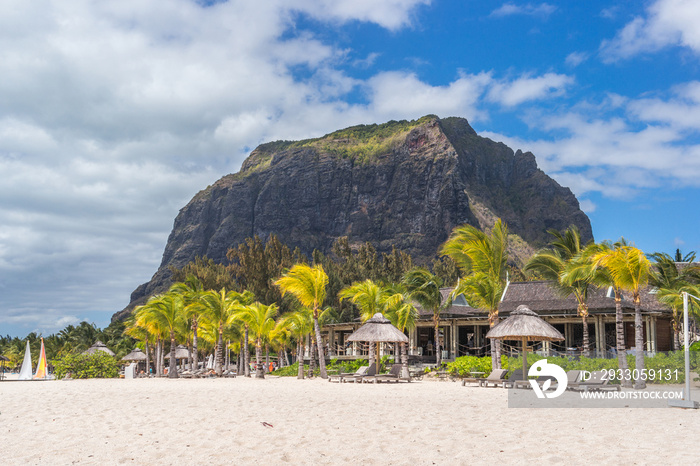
[309,337,316,378]
[672,311,681,351]
[265,343,270,373]
[312,312,328,378]
[614,292,631,387]
[192,321,199,371]
[400,341,409,379]
[284,348,290,367]
[145,339,151,376]
[169,332,179,378]
[434,315,441,366]
[215,328,224,376]
[244,326,251,377]
[255,341,264,379]
[489,312,501,370]
[581,311,590,357]
[297,340,304,379]
[634,300,646,389]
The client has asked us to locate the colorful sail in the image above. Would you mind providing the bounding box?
[18,340,33,380]
[33,338,48,379]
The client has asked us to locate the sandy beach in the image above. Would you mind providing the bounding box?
[1,376,699,465]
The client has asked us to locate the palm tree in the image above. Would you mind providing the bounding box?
[402,268,447,366]
[383,283,418,377]
[591,242,652,388]
[339,280,385,322]
[137,293,185,378]
[279,308,314,379]
[649,252,700,350]
[441,219,509,369]
[234,302,278,378]
[339,279,387,369]
[170,275,205,371]
[198,288,254,376]
[275,264,329,379]
[525,227,594,354]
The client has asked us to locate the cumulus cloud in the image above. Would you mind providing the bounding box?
[487,73,574,107]
[490,2,556,19]
[481,86,700,202]
[600,0,700,60]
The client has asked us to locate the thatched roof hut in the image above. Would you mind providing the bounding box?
[82,340,115,356]
[486,305,565,341]
[347,313,408,343]
[121,348,147,362]
[173,345,190,360]
[486,305,564,381]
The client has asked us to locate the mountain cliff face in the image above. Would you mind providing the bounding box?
[114,115,592,320]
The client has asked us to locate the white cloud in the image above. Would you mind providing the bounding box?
[565,51,589,67]
[366,71,492,121]
[490,3,556,18]
[600,0,700,60]
[578,199,597,213]
[487,73,574,107]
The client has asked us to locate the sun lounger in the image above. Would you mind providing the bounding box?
[568,370,620,392]
[473,369,509,388]
[328,365,369,383]
[368,364,411,383]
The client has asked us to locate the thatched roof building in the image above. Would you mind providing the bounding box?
[83,341,115,356]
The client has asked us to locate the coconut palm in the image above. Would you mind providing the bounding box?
[275,264,329,378]
[170,275,205,371]
[339,279,387,368]
[383,283,418,377]
[441,219,509,369]
[137,293,185,378]
[339,280,385,322]
[591,241,652,388]
[198,288,254,376]
[233,302,278,378]
[134,299,170,376]
[402,267,448,366]
[649,252,700,350]
[525,226,594,354]
[279,308,314,379]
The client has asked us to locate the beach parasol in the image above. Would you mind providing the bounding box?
[347,313,408,374]
[82,340,116,356]
[0,354,8,381]
[121,348,147,362]
[173,345,190,360]
[486,305,564,381]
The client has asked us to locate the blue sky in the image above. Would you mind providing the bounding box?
[2,0,700,337]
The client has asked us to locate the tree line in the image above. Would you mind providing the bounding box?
[2,223,699,387]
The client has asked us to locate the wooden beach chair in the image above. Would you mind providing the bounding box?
[328,365,368,383]
[568,370,620,392]
[370,364,411,383]
[476,369,509,388]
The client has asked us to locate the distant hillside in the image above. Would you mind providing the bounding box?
[114,115,592,320]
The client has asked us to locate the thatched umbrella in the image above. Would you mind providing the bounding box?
[486,305,564,381]
[83,340,115,356]
[121,348,147,362]
[0,354,8,381]
[347,313,408,374]
[173,345,190,360]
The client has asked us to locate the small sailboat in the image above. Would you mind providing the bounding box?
[34,338,49,379]
[18,340,33,380]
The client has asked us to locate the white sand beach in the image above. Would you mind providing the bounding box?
[1,377,699,465]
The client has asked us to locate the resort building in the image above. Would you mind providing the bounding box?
[323,281,675,363]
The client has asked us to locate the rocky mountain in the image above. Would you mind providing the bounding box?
[114,115,592,320]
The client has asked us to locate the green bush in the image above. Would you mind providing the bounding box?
[53,352,119,379]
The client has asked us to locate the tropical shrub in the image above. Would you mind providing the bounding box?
[53,352,119,379]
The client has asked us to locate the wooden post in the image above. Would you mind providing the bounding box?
[522,337,528,382]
